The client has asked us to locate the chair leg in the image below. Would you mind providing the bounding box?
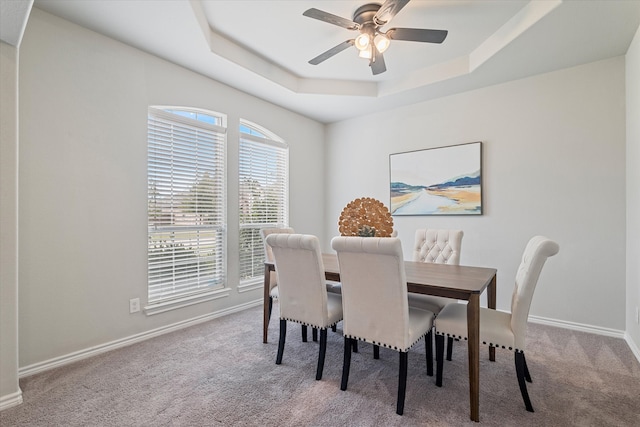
[373,345,380,359]
[352,340,358,353]
[268,297,273,322]
[397,352,408,415]
[446,336,454,361]
[312,327,318,342]
[435,334,445,387]
[515,351,534,412]
[332,325,337,332]
[341,337,353,391]
[425,331,433,376]
[523,354,532,382]
[301,325,308,342]
[316,329,327,380]
[276,319,287,365]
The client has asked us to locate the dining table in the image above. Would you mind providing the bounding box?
[263,253,497,422]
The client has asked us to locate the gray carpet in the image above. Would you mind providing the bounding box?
[2,304,639,426]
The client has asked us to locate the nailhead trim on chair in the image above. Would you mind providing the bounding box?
[435,332,519,352]
[344,333,427,353]
[279,317,340,330]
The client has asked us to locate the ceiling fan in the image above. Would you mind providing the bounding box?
[303,0,448,75]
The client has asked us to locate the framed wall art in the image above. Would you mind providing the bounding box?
[389,142,482,216]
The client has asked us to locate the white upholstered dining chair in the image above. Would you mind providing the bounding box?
[262,227,341,341]
[408,229,464,361]
[260,227,294,325]
[266,233,343,380]
[434,236,559,412]
[331,236,435,415]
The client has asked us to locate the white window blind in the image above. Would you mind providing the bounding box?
[147,108,226,303]
[239,126,288,284]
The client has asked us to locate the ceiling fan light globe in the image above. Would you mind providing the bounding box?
[358,46,372,59]
[374,34,390,53]
[355,33,370,51]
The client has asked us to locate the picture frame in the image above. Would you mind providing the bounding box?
[389,142,482,216]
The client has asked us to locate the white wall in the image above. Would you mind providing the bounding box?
[16,9,325,368]
[0,40,22,409]
[325,57,627,332]
[626,26,640,354]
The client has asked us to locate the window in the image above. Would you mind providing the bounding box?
[238,120,288,286]
[147,107,227,311]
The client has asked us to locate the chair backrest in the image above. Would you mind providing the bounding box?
[265,234,330,327]
[261,227,295,264]
[510,236,559,349]
[331,236,413,351]
[260,227,294,289]
[413,229,463,265]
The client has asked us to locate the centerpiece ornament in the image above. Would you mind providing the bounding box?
[338,197,394,237]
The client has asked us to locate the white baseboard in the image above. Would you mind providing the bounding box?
[18,299,262,378]
[625,332,640,363]
[528,314,626,338]
[0,390,23,412]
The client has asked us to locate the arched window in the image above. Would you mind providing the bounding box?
[238,119,289,285]
[147,107,227,310]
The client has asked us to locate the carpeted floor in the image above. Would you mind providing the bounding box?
[1,304,639,426]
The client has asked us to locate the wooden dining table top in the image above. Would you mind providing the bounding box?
[318,253,496,299]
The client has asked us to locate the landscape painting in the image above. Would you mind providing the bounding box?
[390,142,482,216]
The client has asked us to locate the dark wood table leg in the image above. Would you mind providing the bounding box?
[467,293,480,422]
[487,274,496,362]
[263,264,271,343]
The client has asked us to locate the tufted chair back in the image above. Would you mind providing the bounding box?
[261,227,294,292]
[332,236,417,352]
[266,234,334,328]
[409,229,464,323]
[413,229,463,265]
[510,236,560,350]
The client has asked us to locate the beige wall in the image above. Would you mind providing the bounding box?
[0,40,22,409]
[325,57,627,333]
[626,26,640,356]
[16,9,325,369]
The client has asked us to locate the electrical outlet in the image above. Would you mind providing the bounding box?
[129,298,140,314]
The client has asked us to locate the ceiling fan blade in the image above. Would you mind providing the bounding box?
[308,40,355,65]
[370,46,387,75]
[387,28,448,43]
[303,8,359,30]
[374,0,410,25]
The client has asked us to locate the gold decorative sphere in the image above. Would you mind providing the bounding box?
[338,197,394,237]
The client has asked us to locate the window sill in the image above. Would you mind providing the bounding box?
[237,278,264,293]
[144,288,230,316]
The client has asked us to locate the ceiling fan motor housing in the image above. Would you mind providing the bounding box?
[353,3,382,26]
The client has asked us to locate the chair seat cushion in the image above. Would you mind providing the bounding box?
[435,303,517,351]
[326,292,344,326]
[270,286,279,299]
[407,307,435,350]
[407,294,450,314]
[326,281,342,294]
[278,291,343,329]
